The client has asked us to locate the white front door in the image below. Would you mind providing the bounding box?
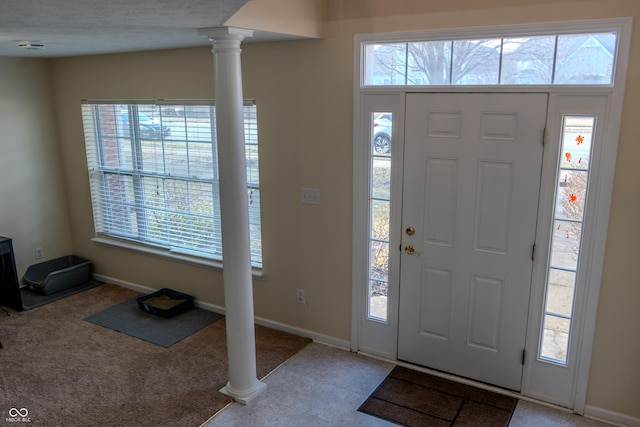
[398,92,548,391]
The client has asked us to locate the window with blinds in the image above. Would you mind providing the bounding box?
[81,100,262,268]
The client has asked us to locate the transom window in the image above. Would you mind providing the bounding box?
[81,100,262,268]
[363,31,617,86]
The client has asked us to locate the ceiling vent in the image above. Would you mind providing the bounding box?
[18,40,45,50]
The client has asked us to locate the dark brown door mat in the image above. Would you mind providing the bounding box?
[358,366,518,426]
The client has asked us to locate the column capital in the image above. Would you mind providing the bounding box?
[198,26,254,42]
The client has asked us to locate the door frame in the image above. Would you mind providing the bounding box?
[351,18,632,413]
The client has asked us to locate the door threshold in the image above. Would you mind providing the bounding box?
[357,350,576,415]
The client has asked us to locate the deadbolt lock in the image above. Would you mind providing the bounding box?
[406,226,415,236]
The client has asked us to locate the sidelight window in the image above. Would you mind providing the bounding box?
[368,112,392,321]
[540,115,595,364]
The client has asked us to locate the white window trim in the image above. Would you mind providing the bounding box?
[351,17,632,413]
[523,93,611,408]
[82,99,265,277]
[90,236,265,278]
[356,18,628,89]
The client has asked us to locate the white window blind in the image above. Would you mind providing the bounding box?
[81,100,262,268]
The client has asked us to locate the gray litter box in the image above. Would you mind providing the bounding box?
[24,255,92,296]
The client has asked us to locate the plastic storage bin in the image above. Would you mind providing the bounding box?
[136,288,195,318]
[24,255,92,296]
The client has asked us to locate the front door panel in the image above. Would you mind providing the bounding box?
[398,93,547,391]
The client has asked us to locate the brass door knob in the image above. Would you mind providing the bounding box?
[405,245,416,255]
[406,226,415,236]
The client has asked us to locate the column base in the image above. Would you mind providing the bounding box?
[219,380,267,405]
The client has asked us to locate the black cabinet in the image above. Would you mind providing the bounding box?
[0,237,22,311]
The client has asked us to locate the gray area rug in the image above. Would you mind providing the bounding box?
[21,280,103,310]
[84,297,223,347]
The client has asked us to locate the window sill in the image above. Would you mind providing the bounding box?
[91,237,264,279]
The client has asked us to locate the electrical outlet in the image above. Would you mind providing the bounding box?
[35,246,44,259]
[296,289,306,304]
[300,188,320,205]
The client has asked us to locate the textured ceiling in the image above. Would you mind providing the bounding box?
[0,0,285,58]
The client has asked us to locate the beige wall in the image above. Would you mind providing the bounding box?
[51,39,354,341]
[51,49,227,304]
[0,58,72,278]
[43,0,639,420]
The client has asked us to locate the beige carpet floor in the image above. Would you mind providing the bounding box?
[0,283,311,426]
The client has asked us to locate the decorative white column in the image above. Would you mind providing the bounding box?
[198,26,266,404]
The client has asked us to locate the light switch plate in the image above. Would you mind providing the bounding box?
[300,188,320,205]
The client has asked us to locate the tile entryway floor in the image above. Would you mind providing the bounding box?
[204,342,612,427]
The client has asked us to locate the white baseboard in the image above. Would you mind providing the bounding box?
[91,274,351,351]
[93,273,157,295]
[253,316,351,351]
[585,405,640,427]
[193,299,226,315]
